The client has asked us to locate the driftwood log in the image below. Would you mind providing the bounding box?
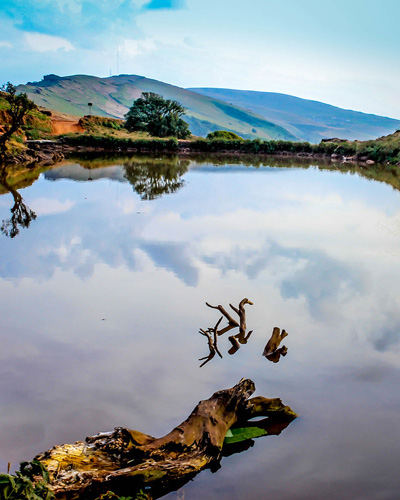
[263,327,289,363]
[201,298,253,361]
[34,379,297,499]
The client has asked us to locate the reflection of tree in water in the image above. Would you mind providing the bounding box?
[0,167,36,238]
[123,157,189,200]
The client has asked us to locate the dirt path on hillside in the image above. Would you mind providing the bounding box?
[51,118,84,135]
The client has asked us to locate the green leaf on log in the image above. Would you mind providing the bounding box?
[224,426,268,444]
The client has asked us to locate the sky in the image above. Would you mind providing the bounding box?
[0,0,399,118]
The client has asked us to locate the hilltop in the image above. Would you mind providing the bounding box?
[189,87,400,143]
[17,74,296,141]
[16,74,400,143]
[1,80,398,169]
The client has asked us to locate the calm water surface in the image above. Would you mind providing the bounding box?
[1,155,400,499]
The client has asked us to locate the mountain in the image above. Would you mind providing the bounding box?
[188,88,400,143]
[17,74,296,141]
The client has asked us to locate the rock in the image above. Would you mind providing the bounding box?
[52,152,64,162]
[366,159,375,165]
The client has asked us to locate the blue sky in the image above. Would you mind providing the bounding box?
[1,0,399,118]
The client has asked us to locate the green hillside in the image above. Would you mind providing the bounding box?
[189,88,400,143]
[17,74,297,141]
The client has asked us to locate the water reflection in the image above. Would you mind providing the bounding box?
[44,151,400,195]
[149,415,295,500]
[123,157,189,200]
[45,154,190,201]
[0,166,37,238]
[2,154,400,499]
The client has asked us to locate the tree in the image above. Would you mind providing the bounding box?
[0,82,35,157]
[125,92,191,139]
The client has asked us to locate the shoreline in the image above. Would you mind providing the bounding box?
[1,138,383,169]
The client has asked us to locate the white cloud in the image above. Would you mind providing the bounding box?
[120,37,156,56]
[0,41,12,48]
[30,198,75,215]
[24,32,75,52]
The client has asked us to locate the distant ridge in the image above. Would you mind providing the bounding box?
[17,74,297,141]
[188,87,400,142]
[17,74,400,142]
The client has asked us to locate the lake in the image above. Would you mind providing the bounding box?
[1,154,400,499]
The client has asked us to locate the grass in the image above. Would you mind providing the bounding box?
[18,74,298,140]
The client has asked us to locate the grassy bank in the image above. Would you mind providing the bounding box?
[1,94,399,165]
[187,133,400,163]
[59,129,400,164]
[62,134,179,152]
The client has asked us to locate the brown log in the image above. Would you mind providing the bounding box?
[34,379,297,499]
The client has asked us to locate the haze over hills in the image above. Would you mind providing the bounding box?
[17,74,400,143]
[189,88,400,142]
[18,74,296,141]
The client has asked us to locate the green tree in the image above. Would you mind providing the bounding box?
[125,92,191,139]
[207,130,243,140]
[0,82,35,157]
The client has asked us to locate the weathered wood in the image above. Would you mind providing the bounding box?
[205,301,239,334]
[228,334,241,355]
[229,298,253,344]
[198,316,223,367]
[203,298,253,359]
[34,379,296,499]
[263,327,289,363]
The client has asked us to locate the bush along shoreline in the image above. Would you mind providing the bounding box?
[185,135,400,165]
[55,132,400,165]
[3,131,400,168]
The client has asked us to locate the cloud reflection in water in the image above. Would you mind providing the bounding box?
[2,157,400,497]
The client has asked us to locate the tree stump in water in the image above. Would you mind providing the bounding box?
[35,379,297,499]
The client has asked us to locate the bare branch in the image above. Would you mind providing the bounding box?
[228,335,241,355]
[206,302,239,329]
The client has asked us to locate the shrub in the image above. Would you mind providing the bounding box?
[62,134,179,152]
[207,130,244,140]
[0,460,54,500]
